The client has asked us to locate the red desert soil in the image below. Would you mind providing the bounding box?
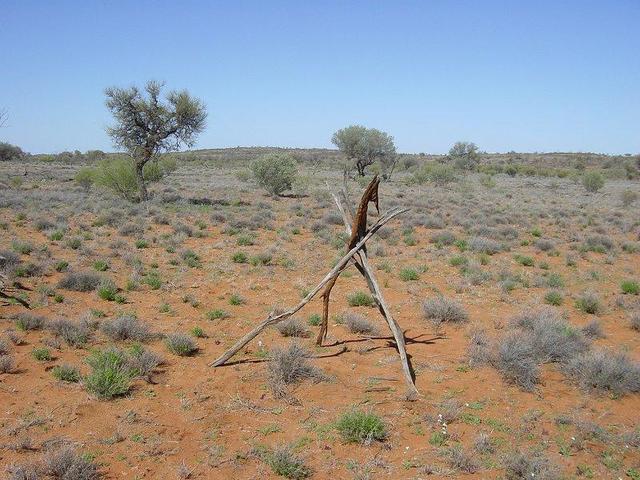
[1,165,639,479]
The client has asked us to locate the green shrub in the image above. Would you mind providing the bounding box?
[335,409,387,444]
[97,279,118,301]
[206,309,229,320]
[229,293,245,305]
[251,153,298,196]
[575,292,601,314]
[621,280,640,295]
[74,167,95,191]
[347,291,375,307]
[91,156,177,201]
[308,313,321,326]
[429,164,458,185]
[93,260,109,271]
[582,171,605,193]
[544,290,564,306]
[232,251,248,263]
[399,268,419,281]
[52,364,81,382]
[514,254,534,267]
[84,348,133,399]
[32,347,52,361]
[165,333,197,356]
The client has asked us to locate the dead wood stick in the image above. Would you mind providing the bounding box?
[210,207,407,367]
[328,188,418,398]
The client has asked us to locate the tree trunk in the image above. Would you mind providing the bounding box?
[135,160,148,202]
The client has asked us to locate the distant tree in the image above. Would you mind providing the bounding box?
[0,142,24,162]
[582,171,605,193]
[448,141,481,170]
[104,80,206,201]
[251,153,298,196]
[331,125,396,176]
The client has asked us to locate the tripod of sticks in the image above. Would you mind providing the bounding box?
[210,176,418,399]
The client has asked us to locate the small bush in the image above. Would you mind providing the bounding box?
[582,171,605,193]
[575,291,602,314]
[102,315,151,342]
[468,236,502,255]
[544,290,563,306]
[232,251,248,263]
[251,153,298,196]
[48,318,91,347]
[58,272,102,292]
[347,291,375,307]
[399,267,419,281]
[206,309,229,320]
[126,345,162,382]
[503,450,559,480]
[276,318,309,338]
[495,332,540,391]
[514,254,534,267]
[229,293,245,305]
[430,231,456,245]
[335,409,387,444]
[344,312,377,335]
[0,355,15,373]
[32,347,52,361]
[631,311,640,331]
[422,297,469,327]
[261,445,312,479]
[564,350,640,395]
[267,343,326,398]
[14,313,45,331]
[97,279,118,301]
[165,333,197,356]
[52,364,81,382]
[621,280,639,295]
[85,348,132,399]
[445,445,480,474]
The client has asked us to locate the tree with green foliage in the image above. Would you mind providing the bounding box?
[0,142,24,162]
[582,171,605,193]
[104,80,206,201]
[448,141,481,170]
[251,153,298,196]
[331,125,396,177]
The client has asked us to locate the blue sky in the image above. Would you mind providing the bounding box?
[1,0,638,154]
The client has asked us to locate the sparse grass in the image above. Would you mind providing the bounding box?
[422,296,469,327]
[335,409,387,444]
[165,333,197,356]
[48,318,92,347]
[267,343,326,398]
[229,293,245,305]
[343,312,377,335]
[347,291,375,307]
[14,313,45,331]
[445,445,480,473]
[260,445,312,479]
[399,267,419,281]
[514,254,534,266]
[621,280,639,295]
[102,314,151,342]
[93,260,109,271]
[52,364,81,382]
[503,450,559,480]
[58,271,102,291]
[276,318,309,338]
[564,349,640,396]
[206,309,229,320]
[97,279,118,301]
[232,251,248,263]
[576,291,602,314]
[544,290,563,306]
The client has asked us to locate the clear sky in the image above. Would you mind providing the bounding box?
[1,0,638,154]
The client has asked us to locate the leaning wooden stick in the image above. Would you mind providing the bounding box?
[210,203,407,368]
[327,185,418,398]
